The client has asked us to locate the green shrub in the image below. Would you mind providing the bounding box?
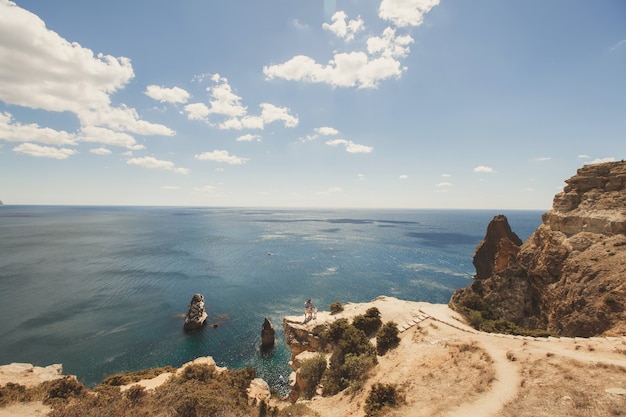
[321,325,377,395]
[352,307,382,336]
[300,354,327,399]
[330,301,344,314]
[364,383,404,416]
[376,321,400,355]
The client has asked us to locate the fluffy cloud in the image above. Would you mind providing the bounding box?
[316,127,339,136]
[473,165,494,173]
[0,112,76,145]
[184,103,211,121]
[127,156,189,174]
[185,74,298,129]
[194,150,248,165]
[90,147,112,155]
[144,85,190,104]
[264,52,405,89]
[13,143,77,159]
[326,139,373,153]
[367,27,413,59]
[260,103,299,127]
[236,134,262,142]
[80,126,144,150]
[322,11,365,41]
[399,174,408,180]
[264,1,438,89]
[378,0,440,27]
[0,1,174,140]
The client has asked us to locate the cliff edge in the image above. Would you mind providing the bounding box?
[451,161,626,337]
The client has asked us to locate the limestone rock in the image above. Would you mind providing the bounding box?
[247,378,271,406]
[451,161,626,337]
[473,214,523,280]
[183,293,208,331]
[261,317,275,349]
[0,363,64,387]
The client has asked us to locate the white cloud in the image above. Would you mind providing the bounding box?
[577,154,591,159]
[218,115,264,130]
[185,75,297,130]
[184,103,211,120]
[0,1,174,138]
[590,157,616,164]
[326,138,374,153]
[378,0,440,28]
[441,173,451,177]
[291,19,310,31]
[127,156,189,174]
[162,185,180,190]
[610,39,626,52]
[322,11,365,41]
[367,27,413,60]
[533,156,551,162]
[260,103,299,127]
[13,143,77,159]
[79,126,144,150]
[144,85,190,104]
[399,174,408,180]
[194,185,218,193]
[358,173,366,180]
[436,181,452,193]
[90,147,112,155]
[236,134,262,142]
[473,165,494,173]
[0,112,76,145]
[264,52,405,89]
[194,149,248,165]
[316,126,339,136]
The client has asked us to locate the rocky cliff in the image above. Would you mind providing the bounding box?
[451,161,626,337]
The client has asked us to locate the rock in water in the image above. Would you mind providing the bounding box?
[261,317,275,349]
[184,293,208,331]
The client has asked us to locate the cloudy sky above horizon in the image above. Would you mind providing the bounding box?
[0,0,624,209]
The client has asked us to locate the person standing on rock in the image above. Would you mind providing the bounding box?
[304,299,312,321]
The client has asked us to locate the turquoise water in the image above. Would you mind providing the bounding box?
[0,206,543,389]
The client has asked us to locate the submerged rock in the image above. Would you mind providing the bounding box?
[184,293,208,331]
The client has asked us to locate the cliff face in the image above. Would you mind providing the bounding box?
[451,161,626,337]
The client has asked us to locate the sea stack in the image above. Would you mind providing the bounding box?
[184,293,208,331]
[260,317,275,349]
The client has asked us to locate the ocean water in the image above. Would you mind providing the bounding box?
[0,206,543,389]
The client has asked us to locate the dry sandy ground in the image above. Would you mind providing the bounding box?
[3,296,626,416]
[283,296,626,417]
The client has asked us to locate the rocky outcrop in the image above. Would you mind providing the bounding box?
[0,363,64,387]
[260,317,275,349]
[183,293,208,331]
[451,161,626,337]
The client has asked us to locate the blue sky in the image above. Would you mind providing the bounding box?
[0,0,624,209]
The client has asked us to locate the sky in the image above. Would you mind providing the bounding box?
[0,0,624,209]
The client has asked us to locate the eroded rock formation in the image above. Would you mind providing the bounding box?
[261,317,275,349]
[183,293,208,331]
[451,161,626,337]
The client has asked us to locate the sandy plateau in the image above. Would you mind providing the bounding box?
[280,296,626,417]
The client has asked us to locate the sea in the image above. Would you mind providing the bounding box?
[0,206,543,391]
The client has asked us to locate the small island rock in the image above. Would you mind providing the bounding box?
[261,317,275,349]
[184,293,208,331]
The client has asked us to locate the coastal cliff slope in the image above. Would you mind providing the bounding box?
[451,161,626,337]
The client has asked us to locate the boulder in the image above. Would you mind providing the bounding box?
[183,293,208,331]
[247,378,271,406]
